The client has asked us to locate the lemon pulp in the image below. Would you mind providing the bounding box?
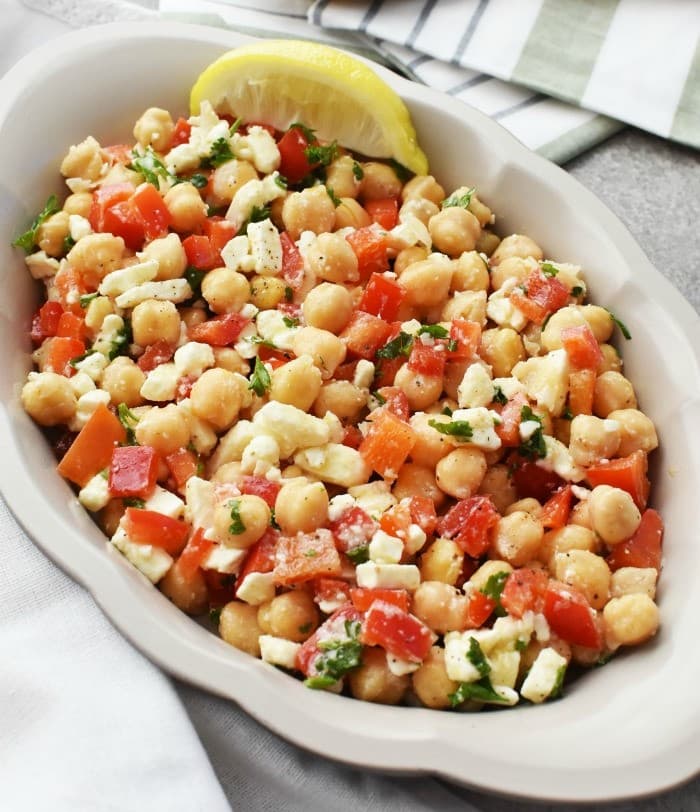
[190,39,428,176]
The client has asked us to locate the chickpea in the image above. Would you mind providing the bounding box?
[209,158,258,206]
[491,511,544,567]
[451,251,490,292]
[598,343,622,374]
[313,380,366,421]
[63,192,93,218]
[441,290,487,324]
[419,538,463,585]
[413,582,469,634]
[291,326,346,380]
[588,485,641,545]
[307,232,359,284]
[101,357,146,407]
[412,647,459,710]
[201,268,249,314]
[428,208,481,257]
[435,448,487,500]
[21,372,77,426]
[163,182,208,233]
[593,372,637,417]
[190,368,242,431]
[98,500,126,537]
[219,601,262,657]
[213,347,249,375]
[610,567,658,600]
[275,479,329,534]
[540,306,587,352]
[553,416,572,446]
[568,414,621,467]
[359,161,402,201]
[282,186,336,240]
[398,257,453,308]
[539,524,598,567]
[394,246,428,276]
[212,494,270,549]
[325,155,362,199]
[140,232,187,281]
[398,197,439,228]
[67,233,125,287]
[603,594,659,648]
[607,408,659,456]
[468,193,492,227]
[479,328,525,377]
[347,647,409,705]
[302,282,353,333]
[333,197,371,230]
[475,230,500,257]
[100,163,140,188]
[36,211,70,258]
[160,559,208,615]
[393,464,445,508]
[271,355,323,412]
[401,175,445,206]
[131,299,181,347]
[489,256,532,291]
[553,550,611,610]
[569,499,592,529]
[60,136,104,181]
[134,403,190,455]
[489,233,543,265]
[249,275,287,310]
[505,497,542,517]
[257,591,319,642]
[469,559,514,591]
[179,305,207,328]
[393,365,443,411]
[409,412,453,467]
[84,296,114,335]
[478,465,517,514]
[210,461,244,485]
[133,107,174,152]
[578,305,614,343]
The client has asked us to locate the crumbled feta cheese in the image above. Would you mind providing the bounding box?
[533,612,551,642]
[404,523,427,556]
[450,407,502,450]
[233,572,276,605]
[353,359,375,390]
[225,172,286,231]
[241,434,281,477]
[68,214,92,242]
[355,562,420,591]
[457,363,494,408]
[512,349,570,416]
[110,526,172,583]
[246,218,283,276]
[115,279,192,309]
[69,371,96,398]
[69,389,111,431]
[72,350,109,382]
[489,649,521,689]
[178,398,218,456]
[486,278,528,331]
[390,212,432,250]
[232,126,281,174]
[164,143,200,175]
[294,443,371,488]
[173,342,215,378]
[519,420,541,441]
[259,635,302,670]
[25,251,60,279]
[233,320,260,359]
[327,494,356,522]
[520,647,567,704]
[92,314,125,358]
[571,484,591,501]
[386,654,420,676]
[221,234,256,273]
[537,436,585,482]
[368,530,403,564]
[202,544,247,575]
[255,309,298,351]
[348,481,397,519]
[78,473,111,512]
[99,260,159,297]
[143,485,185,519]
[492,377,526,400]
[400,319,422,336]
[185,476,215,530]
[443,633,484,683]
[253,401,330,458]
[140,362,179,402]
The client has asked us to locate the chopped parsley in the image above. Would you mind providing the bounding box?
[375,331,413,360]
[428,418,473,441]
[540,262,559,277]
[184,266,207,299]
[304,549,319,558]
[79,292,99,309]
[284,286,294,302]
[449,678,509,707]
[441,186,475,210]
[209,607,222,625]
[326,186,341,207]
[298,622,313,635]
[305,140,339,167]
[229,117,242,137]
[480,571,509,617]
[491,386,508,406]
[345,545,369,565]
[417,324,449,339]
[605,308,632,340]
[370,390,387,407]
[202,137,234,169]
[109,320,132,361]
[129,146,173,188]
[122,497,146,508]
[228,499,246,535]
[388,158,411,183]
[550,663,567,699]
[466,637,491,679]
[352,161,364,180]
[595,651,614,668]
[289,122,316,143]
[189,173,209,189]
[269,508,280,530]
[244,205,271,227]
[282,315,300,328]
[561,405,574,420]
[518,405,546,460]
[13,194,60,253]
[68,348,96,368]
[304,619,362,688]
[117,403,139,445]
[62,235,76,254]
[571,285,584,297]
[248,357,271,397]
[441,406,453,417]
[446,338,458,352]
[274,174,288,190]
[515,638,528,653]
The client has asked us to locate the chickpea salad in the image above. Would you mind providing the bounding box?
[16,101,663,711]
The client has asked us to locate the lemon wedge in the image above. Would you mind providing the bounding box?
[190,39,428,176]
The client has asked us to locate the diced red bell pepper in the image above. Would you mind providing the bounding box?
[540,485,573,529]
[277,126,314,184]
[408,495,438,536]
[328,506,377,553]
[131,182,172,242]
[165,447,199,492]
[315,578,352,609]
[364,198,399,230]
[122,508,190,556]
[237,529,279,589]
[170,117,192,149]
[31,301,64,344]
[511,271,570,325]
[296,605,363,677]
[501,568,549,618]
[56,311,86,341]
[54,266,89,315]
[177,527,215,580]
[407,341,447,378]
[359,409,416,480]
[137,339,176,372]
[586,450,650,510]
[102,199,146,251]
[57,403,126,486]
[102,144,133,165]
[257,344,292,369]
[568,368,596,416]
[358,272,405,321]
[495,393,528,447]
[109,444,159,499]
[367,386,410,423]
[280,231,305,292]
[561,324,604,370]
[89,183,134,232]
[174,375,196,402]
[346,227,389,281]
[544,581,601,649]
[341,425,363,449]
[340,311,393,360]
[274,529,342,585]
[202,217,237,260]
[350,588,409,613]
[239,475,281,508]
[45,336,85,377]
[447,319,482,361]
[204,570,238,608]
[187,313,251,346]
[333,360,358,382]
[607,508,663,571]
[378,501,411,540]
[183,234,219,271]
[361,600,435,662]
[373,356,404,388]
[510,456,565,503]
[510,288,547,324]
[437,495,500,557]
[466,591,496,628]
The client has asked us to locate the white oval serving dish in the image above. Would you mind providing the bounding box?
[0,22,699,804]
